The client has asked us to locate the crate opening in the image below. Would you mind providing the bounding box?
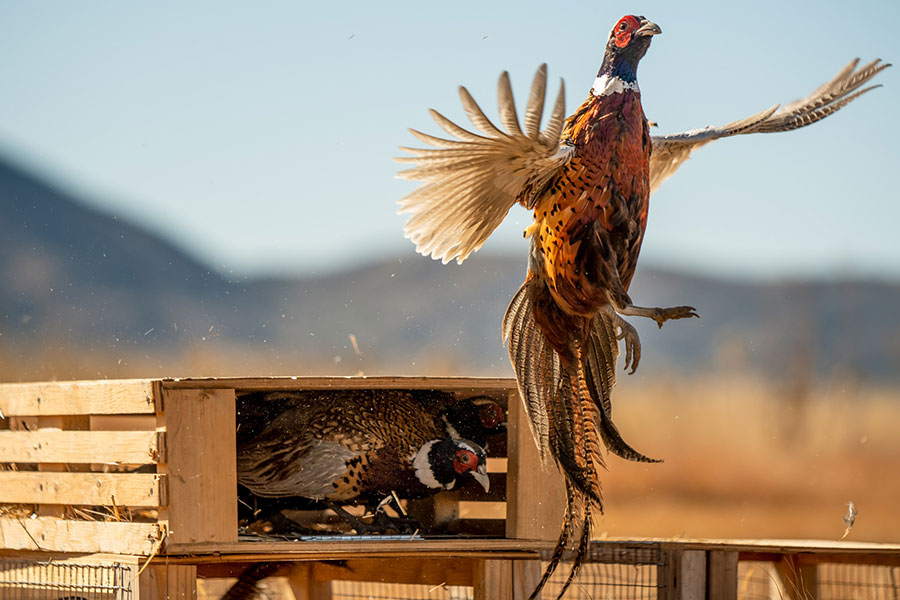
[233,387,509,540]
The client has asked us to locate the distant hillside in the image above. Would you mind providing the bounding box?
[2,153,899,382]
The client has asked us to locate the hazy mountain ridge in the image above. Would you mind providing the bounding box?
[2,154,899,381]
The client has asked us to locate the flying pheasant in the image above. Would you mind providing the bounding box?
[397,14,888,599]
[236,390,492,534]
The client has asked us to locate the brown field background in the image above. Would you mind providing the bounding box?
[3,345,897,544]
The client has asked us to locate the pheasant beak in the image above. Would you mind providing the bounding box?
[635,21,662,37]
[472,465,490,492]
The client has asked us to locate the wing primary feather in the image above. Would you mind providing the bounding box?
[649,58,890,193]
[497,71,524,136]
[428,109,489,142]
[540,79,567,145]
[458,85,508,138]
[523,64,548,140]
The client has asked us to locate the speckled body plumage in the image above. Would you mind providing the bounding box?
[531,89,650,321]
[237,390,494,503]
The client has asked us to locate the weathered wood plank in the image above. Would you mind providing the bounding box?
[163,388,237,546]
[0,430,163,464]
[287,563,333,600]
[505,390,565,541]
[0,517,163,554]
[774,555,818,600]
[138,564,197,600]
[512,560,541,600]
[0,472,165,507]
[593,537,900,555]
[161,538,552,558]
[162,376,516,392]
[708,550,738,600]
[661,549,706,600]
[311,557,474,586]
[474,559,513,600]
[0,380,156,416]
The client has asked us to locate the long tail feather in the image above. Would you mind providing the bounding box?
[528,481,576,600]
[556,500,594,600]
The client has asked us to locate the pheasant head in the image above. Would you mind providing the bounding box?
[593,15,661,96]
[412,438,490,493]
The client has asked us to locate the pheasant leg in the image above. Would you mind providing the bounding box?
[617,303,698,329]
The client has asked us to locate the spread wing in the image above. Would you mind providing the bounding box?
[650,58,890,193]
[396,64,574,264]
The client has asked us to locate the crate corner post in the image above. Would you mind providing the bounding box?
[159,385,238,549]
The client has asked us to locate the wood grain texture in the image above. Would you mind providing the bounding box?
[774,555,818,600]
[661,549,707,600]
[138,564,197,600]
[161,376,516,392]
[160,538,551,559]
[0,517,162,554]
[504,389,565,541]
[708,550,738,600]
[312,557,474,586]
[287,563,333,600]
[0,380,156,416]
[0,430,163,464]
[162,388,237,546]
[474,559,512,600]
[0,471,165,507]
[512,560,541,600]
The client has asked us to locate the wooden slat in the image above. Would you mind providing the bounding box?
[36,415,90,518]
[0,472,165,507]
[512,560,541,600]
[474,559,516,600]
[161,538,553,558]
[0,380,156,416]
[162,376,517,392]
[505,389,565,541]
[138,564,197,600]
[163,388,237,546]
[0,517,163,554]
[595,537,900,555]
[708,550,738,600]
[774,555,818,600]
[312,557,474,586]
[661,549,706,600]
[0,430,164,464]
[287,563,333,600]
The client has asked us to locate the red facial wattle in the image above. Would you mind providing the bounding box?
[454,449,477,473]
[614,15,641,48]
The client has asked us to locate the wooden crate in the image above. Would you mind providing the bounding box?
[0,376,566,555]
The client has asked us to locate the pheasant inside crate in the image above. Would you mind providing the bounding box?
[234,387,510,538]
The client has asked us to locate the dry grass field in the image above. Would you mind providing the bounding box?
[598,375,900,542]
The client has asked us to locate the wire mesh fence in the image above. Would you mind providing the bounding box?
[541,542,665,600]
[818,562,900,600]
[0,559,133,600]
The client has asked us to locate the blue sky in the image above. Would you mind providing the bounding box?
[1,1,897,279]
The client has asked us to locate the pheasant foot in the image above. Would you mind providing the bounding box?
[609,310,642,374]
[617,304,698,329]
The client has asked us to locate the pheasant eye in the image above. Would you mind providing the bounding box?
[456,449,475,465]
[618,21,628,31]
